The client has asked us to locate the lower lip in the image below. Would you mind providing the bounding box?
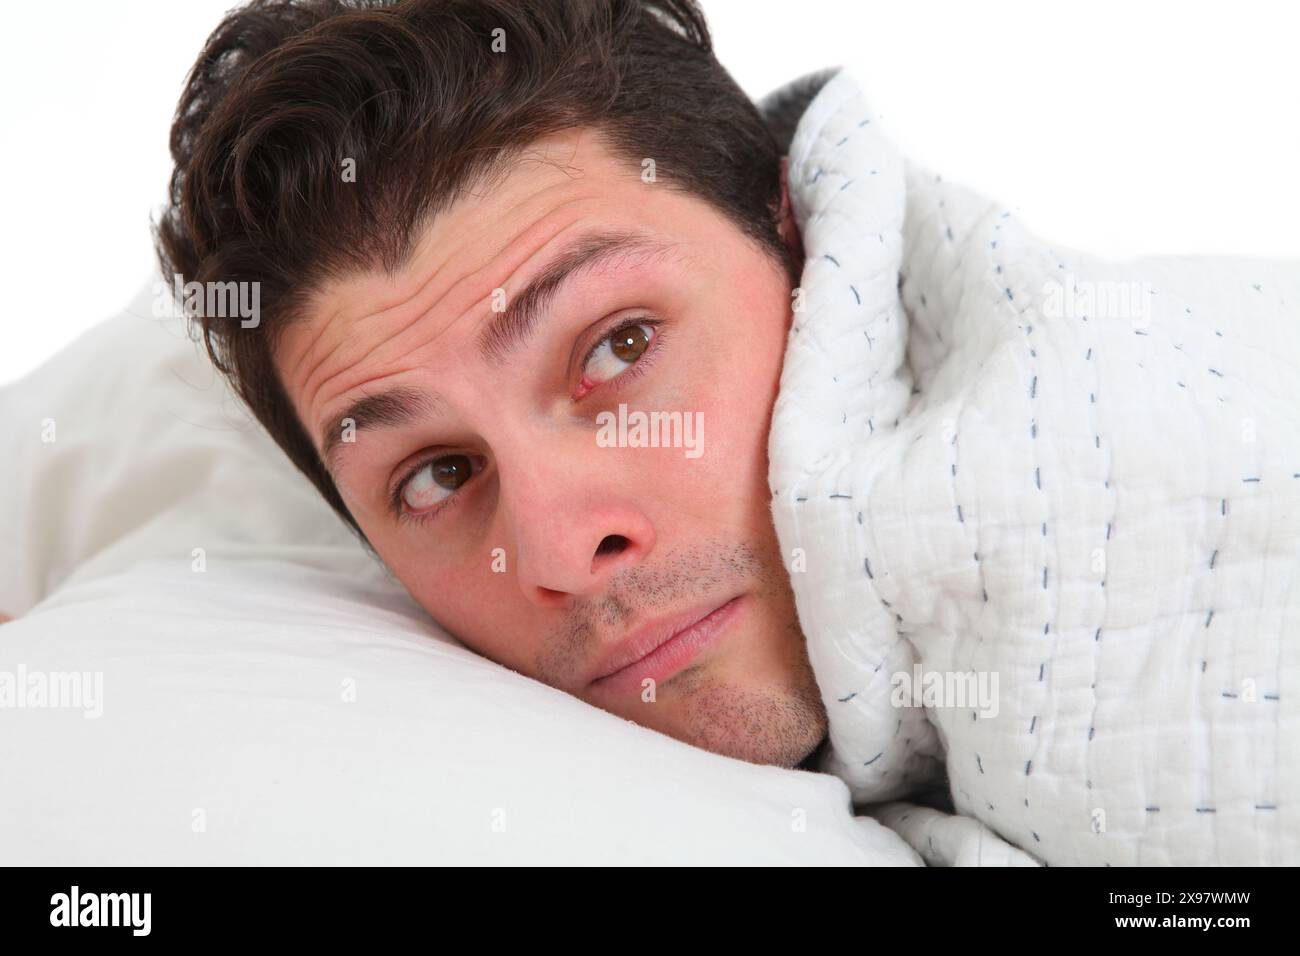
[591,596,744,697]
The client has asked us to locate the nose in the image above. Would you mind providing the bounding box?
[497,447,656,609]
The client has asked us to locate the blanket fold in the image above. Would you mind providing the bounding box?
[769,65,1300,866]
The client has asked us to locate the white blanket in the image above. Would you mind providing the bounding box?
[769,67,1300,865]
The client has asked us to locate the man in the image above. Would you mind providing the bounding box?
[158,0,832,767]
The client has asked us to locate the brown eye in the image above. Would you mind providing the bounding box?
[610,324,651,362]
[583,322,655,385]
[402,453,477,511]
[431,454,472,489]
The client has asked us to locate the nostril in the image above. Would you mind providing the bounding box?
[593,534,630,561]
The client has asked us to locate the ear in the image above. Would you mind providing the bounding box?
[775,156,804,269]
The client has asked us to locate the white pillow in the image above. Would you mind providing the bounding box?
[0,284,919,865]
[0,284,374,613]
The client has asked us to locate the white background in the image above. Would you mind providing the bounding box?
[2,0,1296,385]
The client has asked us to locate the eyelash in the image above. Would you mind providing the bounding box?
[389,315,664,528]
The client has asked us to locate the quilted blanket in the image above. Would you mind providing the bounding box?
[766,66,1300,865]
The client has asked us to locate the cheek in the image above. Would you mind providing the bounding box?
[696,274,791,456]
[406,565,537,668]
[361,517,527,665]
[675,340,787,518]
[695,385,777,502]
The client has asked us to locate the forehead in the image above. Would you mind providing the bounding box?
[273,126,691,449]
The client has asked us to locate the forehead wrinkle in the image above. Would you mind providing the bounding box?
[303,197,596,427]
[317,204,610,415]
[295,151,642,460]
[324,220,687,420]
[295,255,460,432]
[299,268,504,472]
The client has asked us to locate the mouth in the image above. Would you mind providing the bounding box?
[587,595,745,696]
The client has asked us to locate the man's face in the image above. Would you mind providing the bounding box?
[276,126,827,767]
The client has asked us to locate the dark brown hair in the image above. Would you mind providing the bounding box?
[156,0,794,540]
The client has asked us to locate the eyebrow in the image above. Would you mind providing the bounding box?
[320,385,438,473]
[316,229,675,472]
[477,228,675,364]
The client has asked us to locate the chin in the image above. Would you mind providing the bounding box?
[670,667,829,768]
